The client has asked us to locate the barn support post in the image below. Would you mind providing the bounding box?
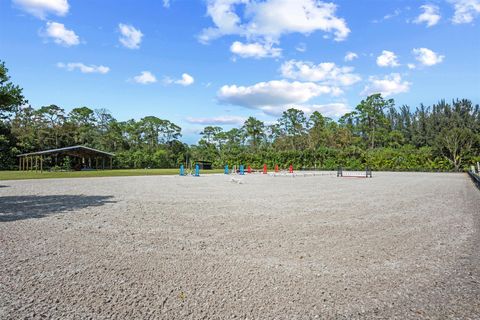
[102,158,105,170]
[40,155,43,172]
[110,157,112,169]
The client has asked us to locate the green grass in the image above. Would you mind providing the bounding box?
[0,168,224,180]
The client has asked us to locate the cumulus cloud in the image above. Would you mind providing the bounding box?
[362,73,411,97]
[57,62,109,74]
[344,52,358,62]
[217,80,342,110]
[13,0,69,19]
[133,71,157,84]
[376,50,400,67]
[230,41,281,58]
[164,73,195,86]
[280,60,361,86]
[186,115,246,125]
[414,4,441,27]
[118,23,143,49]
[199,0,350,44]
[449,0,480,24]
[163,0,170,8]
[41,21,79,46]
[412,48,445,66]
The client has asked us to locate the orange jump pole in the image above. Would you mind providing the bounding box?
[274,164,279,172]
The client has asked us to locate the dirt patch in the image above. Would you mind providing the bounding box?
[1,172,479,319]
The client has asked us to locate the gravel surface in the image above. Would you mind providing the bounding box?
[1,172,479,319]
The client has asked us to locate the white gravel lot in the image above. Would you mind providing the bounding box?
[0,172,479,319]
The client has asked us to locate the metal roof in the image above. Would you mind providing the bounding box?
[17,145,115,157]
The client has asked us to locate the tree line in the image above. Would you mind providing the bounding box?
[1,61,479,171]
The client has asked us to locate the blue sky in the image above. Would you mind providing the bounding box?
[1,0,479,143]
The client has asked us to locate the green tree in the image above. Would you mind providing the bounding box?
[243,117,264,149]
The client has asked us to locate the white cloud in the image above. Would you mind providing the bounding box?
[289,102,352,118]
[133,71,157,84]
[344,51,358,62]
[362,73,411,97]
[230,41,281,58]
[164,73,195,86]
[163,0,170,8]
[412,48,445,66]
[186,115,246,125]
[376,50,400,67]
[42,21,79,46]
[217,80,342,110]
[295,42,307,52]
[13,0,69,19]
[449,0,480,24]
[372,8,402,23]
[280,60,361,86]
[407,63,416,69]
[199,0,350,44]
[118,23,143,49]
[57,62,109,74]
[414,4,441,27]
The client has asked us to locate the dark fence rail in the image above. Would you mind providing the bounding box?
[468,171,480,189]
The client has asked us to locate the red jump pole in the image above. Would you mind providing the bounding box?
[289,164,293,173]
[247,165,252,173]
[263,163,267,174]
[274,164,279,172]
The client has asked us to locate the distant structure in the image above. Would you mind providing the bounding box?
[17,145,114,172]
[193,160,212,170]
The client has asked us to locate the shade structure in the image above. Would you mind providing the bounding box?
[17,145,114,171]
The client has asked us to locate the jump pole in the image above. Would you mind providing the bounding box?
[194,164,200,177]
[179,164,185,176]
[239,164,245,175]
[263,164,267,174]
[224,164,229,174]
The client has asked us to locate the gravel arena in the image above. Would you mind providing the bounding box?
[1,172,479,319]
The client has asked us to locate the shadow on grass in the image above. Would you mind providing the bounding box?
[0,185,8,188]
[0,195,115,222]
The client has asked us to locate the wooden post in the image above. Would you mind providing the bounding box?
[40,155,43,172]
[95,157,99,170]
[110,157,112,169]
[102,158,105,170]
